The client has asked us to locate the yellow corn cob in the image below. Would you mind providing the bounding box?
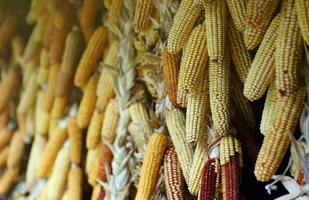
[204,0,227,61]
[0,69,19,112]
[42,63,60,112]
[260,83,277,135]
[87,109,104,149]
[47,146,70,200]
[166,109,194,184]
[231,73,255,129]
[27,0,47,22]
[0,146,8,168]
[219,135,242,166]
[255,87,306,181]
[226,0,247,32]
[135,133,168,200]
[243,15,280,101]
[101,99,119,143]
[296,0,309,45]
[0,128,12,150]
[37,128,68,178]
[17,72,39,116]
[128,102,152,150]
[164,147,185,200]
[275,0,302,97]
[11,36,24,62]
[22,60,37,86]
[37,109,50,135]
[0,168,18,195]
[48,116,61,138]
[77,74,99,128]
[0,14,18,52]
[51,96,69,118]
[67,167,83,200]
[188,132,208,195]
[7,131,25,168]
[176,88,188,108]
[74,26,108,88]
[68,117,82,164]
[25,107,35,138]
[79,0,101,42]
[228,20,251,84]
[25,134,47,190]
[178,25,208,93]
[107,0,123,25]
[85,146,100,176]
[42,14,55,50]
[209,53,230,137]
[167,0,201,54]
[134,0,152,33]
[162,49,181,107]
[244,0,280,49]
[37,49,50,85]
[91,184,101,200]
[56,26,83,97]
[53,1,73,28]
[0,107,9,129]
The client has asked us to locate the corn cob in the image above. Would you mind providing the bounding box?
[166,109,194,184]
[0,14,18,52]
[37,49,50,85]
[107,0,123,25]
[85,146,100,176]
[37,128,68,178]
[0,146,8,168]
[42,14,54,50]
[228,20,251,84]
[25,134,46,190]
[79,0,101,42]
[0,107,9,129]
[91,184,101,200]
[162,49,181,107]
[260,83,277,135]
[226,0,247,32]
[67,167,83,200]
[42,63,60,112]
[0,168,18,195]
[37,109,50,135]
[77,74,99,128]
[231,73,255,129]
[188,132,208,195]
[176,88,188,108]
[47,145,70,200]
[178,25,208,93]
[204,0,227,61]
[244,0,280,49]
[101,99,119,143]
[219,135,242,166]
[11,36,24,62]
[0,128,12,150]
[134,0,152,33]
[243,15,281,101]
[87,109,104,149]
[255,87,306,181]
[53,1,73,28]
[0,69,19,112]
[164,147,185,200]
[27,0,47,22]
[135,133,168,200]
[68,117,82,164]
[296,0,309,45]
[199,159,218,200]
[56,27,83,97]
[74,26,108,88]
[7,131,25,168]
[167,0,201,54]
[51,96,69,118]
[275,0,302,97]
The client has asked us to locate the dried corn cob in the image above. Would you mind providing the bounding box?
[295,0,309,45]
[164,147,185,200]
[91,184,101,200]
[37,128,68,178]
[87,109,104,149]
[260,83,277,135]
[244,0,280,49]
[166,109,194,184]
[176,88,188,108]
[107,0,123,25]
[178,24,208,93]
[135,133,168,200]
[0,14,18,52]
[56,27,83,97]
[162,49,181,107]
[0,168,18,195]
[68,117,82,164]
[228,20,251,84]
[167,0,201,54]
[0,128,12,150]
[255,87,306,181]
[37,49,50,85]
[77,74,99,128]
[243,15,280,101]
[0,146,8,168]
[85,146,100,176]
[275,0,302,97]
[219,135,242,166]
[11,36,24,61]
[74,26,108,88]
[27,0,47,22]
[199,159,218,200]
[67,167,83,200]
[0,69,19,112]
[134,0,152,33]
[51,96,69,118]
[47,145,70,200]
[0,107,9,129]
[37,109,50,135]
[204,0,227,61]
[226,0,246,32]
[7,131,25,168]
[101,99,119,143]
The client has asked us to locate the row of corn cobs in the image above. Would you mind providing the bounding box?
[0,0,307,199]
